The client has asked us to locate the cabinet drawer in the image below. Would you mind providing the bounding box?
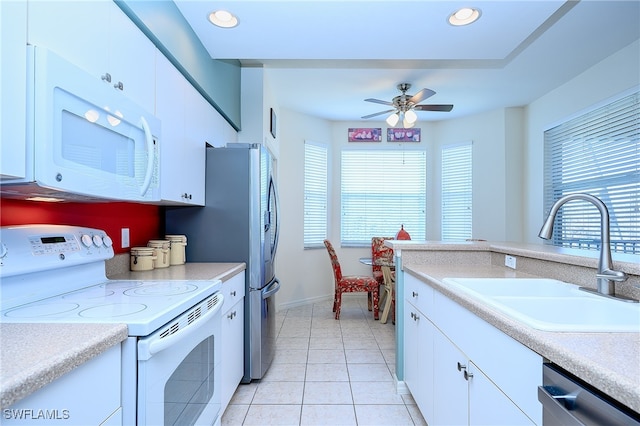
[405,272,434,315]
[221,271,245,311]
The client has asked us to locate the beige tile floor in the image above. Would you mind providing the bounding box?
[221,294,427,425]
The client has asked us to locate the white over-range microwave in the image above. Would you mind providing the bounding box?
[0,46,160,202]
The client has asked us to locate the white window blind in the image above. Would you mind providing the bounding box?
[441,142,472,241]
[341,149,426,246]
[304,141,328,248]
[543,90,639,255]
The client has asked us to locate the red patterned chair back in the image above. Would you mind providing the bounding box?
[324,239,343,282]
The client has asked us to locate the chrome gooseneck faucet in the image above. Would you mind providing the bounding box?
[538,193,629,299]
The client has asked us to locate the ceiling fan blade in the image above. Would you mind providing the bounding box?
[414,104,454,112]
[409,88,436,105]
[364,98,394,106]
[361,109,396,119]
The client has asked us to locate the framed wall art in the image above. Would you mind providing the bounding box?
[270,108,277,138]
[387,128,421,142]
[348,128,382,142]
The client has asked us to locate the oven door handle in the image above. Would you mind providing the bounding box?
[138,294,224,360]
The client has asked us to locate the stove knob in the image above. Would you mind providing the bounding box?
[81,234,93,247]
[103,235,113,248]
[92,235,103,247]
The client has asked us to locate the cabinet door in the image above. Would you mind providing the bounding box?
[221,299,245,410]
[28,0,110,77]
[108,5,156,113]
[182,84,209,205]
[0,0,27,180]
[28,1,155,112]
[469,361,535,425]
[433,329,469,426]
[155,53,188,204]
[3,345,121,425]
[403,303,420,404]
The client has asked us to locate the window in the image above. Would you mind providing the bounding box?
[303,141,328,248]
[543,90,639,255]
[441,142,472,241]
[341,149,426,246]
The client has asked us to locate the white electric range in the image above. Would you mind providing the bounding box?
[0,225,224,426]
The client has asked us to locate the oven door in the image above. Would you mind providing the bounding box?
[137,293,223,426]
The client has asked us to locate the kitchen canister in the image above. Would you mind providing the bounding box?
[147,239,171,268]
[165,234,187,265]
[130,247,156,272]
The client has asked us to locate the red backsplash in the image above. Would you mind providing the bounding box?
[0,199,162,254]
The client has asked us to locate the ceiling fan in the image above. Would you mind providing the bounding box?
[361,83,454,128]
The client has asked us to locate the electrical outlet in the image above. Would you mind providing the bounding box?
[121,228,130,248]
[505,255,517,269]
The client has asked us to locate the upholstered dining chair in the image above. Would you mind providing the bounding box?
[324,240,379,320]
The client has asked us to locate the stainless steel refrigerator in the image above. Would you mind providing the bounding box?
[164,143,280,382]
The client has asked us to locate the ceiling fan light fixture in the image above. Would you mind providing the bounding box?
[448,7,481,26]
[402,118,415,129]
[209,10,239,28]
[386,112,399,127]
[404,109,418,124]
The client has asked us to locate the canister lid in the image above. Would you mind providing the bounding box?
[130,247,155,256]
[165,234,187,243]
[147,239,170,248]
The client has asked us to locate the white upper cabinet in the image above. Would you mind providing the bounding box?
[155,53,205,205]
[27,0,156,114]
[0,1,27,180]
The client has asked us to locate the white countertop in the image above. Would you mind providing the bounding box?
[0,323,128,409]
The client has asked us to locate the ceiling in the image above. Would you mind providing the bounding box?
[175,1,640,123]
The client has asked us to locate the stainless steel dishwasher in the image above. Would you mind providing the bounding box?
[538,363,640,425]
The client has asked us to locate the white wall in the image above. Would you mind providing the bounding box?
[276,109,335,309]
[272,39,640,309]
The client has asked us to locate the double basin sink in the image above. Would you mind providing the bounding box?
[441,278,640,332]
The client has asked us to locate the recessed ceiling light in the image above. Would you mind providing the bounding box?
[448,7,481,26]
[208,10,239,28]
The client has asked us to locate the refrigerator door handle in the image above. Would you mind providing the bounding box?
[262,279,281,299]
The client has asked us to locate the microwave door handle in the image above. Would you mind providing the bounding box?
[139,116,155,196]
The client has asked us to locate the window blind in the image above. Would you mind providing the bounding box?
[341,149,426,246]
[442,142,472,241]
[304,141,328,248]
[543,91,639,254]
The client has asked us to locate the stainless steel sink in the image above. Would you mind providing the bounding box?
[442,278,640,332]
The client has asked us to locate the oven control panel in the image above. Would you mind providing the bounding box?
[0,225,114,277]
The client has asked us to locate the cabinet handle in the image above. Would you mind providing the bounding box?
[412,291,418,298]
[101,73,111,83]
[230,290,236,296]
[227,310,237,320]
[457,362,474,380]
[114,81,124,91]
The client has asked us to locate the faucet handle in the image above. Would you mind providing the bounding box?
[596,269,628,282]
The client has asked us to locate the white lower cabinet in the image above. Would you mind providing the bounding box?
[2,344,122,425]
[403,273,542,425]
[220,271,246,412]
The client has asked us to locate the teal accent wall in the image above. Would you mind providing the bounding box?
[115,0,241,130]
